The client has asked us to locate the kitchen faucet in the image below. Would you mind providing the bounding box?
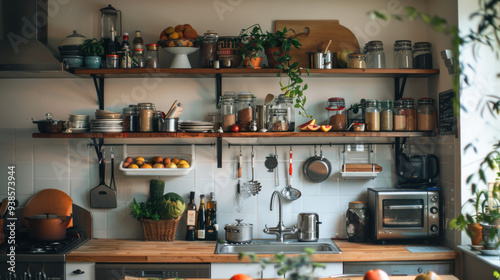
[263,191,297,242]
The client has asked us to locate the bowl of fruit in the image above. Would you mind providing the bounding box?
[158,24,200,68]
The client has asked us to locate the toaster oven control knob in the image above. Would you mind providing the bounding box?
[431,196,438,202]
[431,224,439,232]
[430,207,439,214]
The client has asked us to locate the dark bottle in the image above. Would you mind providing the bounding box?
[108,30,119,55]
[196,194,206,240]
[185,191,197,241]
[206,192,218,241]
[121,32,131,50]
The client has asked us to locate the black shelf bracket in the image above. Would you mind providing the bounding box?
[217,137,222,168]
[394,76,408,100]
[91,137,106,183]
[215,73,222,109]
[92,74,105,110]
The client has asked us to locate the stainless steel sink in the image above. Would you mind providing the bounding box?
[214,238,341,254]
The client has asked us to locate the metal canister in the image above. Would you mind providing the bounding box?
[324,50,332,69]
[310,52,324,69]
[346,201,370,242]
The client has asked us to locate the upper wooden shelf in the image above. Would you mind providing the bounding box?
[32,131,434,139]
[71,68,439,78]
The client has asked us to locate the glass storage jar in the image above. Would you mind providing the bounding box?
[153,110,163,131]
[417,97,435,131]
[393,100,406,131]
[132,48,145,68]
[365,99,380,131]
[413,42,432,69]
[122,105,139,132]
[347,53,366,69]
[379,100,393,131]
[326,97,347,131]
[219,92,237,132]
[138,102,155,132]
[267,108,288,132]
[393,40,413,69]
[276,94,295,132]
[365,40,385,68]
[237,92,256,132]
[106,54,119,68]
[346,201,370,243]
[402,97,416,131]
[145,43,159,68]
[201,30,219,68]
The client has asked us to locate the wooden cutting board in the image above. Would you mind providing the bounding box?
[275,20,360,68]
[342,164,383,172]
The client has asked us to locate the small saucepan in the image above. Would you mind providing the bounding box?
[224,219,253,243]
[303,145,332,183]
[24,213,72,241]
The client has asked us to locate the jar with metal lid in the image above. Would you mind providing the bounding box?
[402,97,416,131]
[365,99,380,131]
[347,53,366,69]
[219,92,236,132]
[326,97,347,131]
[267,108,288,132]
[413,42,432,69]
[237,92,256,131]
[379,100,393,131]
[393,100,406,131]
[153,111,163,131]
[346,201,370,243]
[106,54,119,68]
[365,40,385,68]
[201,30,219,68]
[145,43,159,68]
[122,105,139,132]
[393,40,413,69]
[138,102,155,132]
[417,97,435,131]
[276,94,295,132]
[132,48,145,68]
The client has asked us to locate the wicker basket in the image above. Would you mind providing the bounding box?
[141,217,181,241]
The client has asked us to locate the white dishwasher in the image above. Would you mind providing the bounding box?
[95,263,210,280]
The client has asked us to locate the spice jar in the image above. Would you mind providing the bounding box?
[219,92,236,132]
[132,48,145,68]
[379,100,393,131]
[347,53,366,69]
[346,201,370,243]
[365,40,385,68]
[326,97,347,131]
[106,54,119,68]
[393,40,413,69]
[365,99,380,131]
[122,105,139,132]
[138,103,155,132]
[237,92,256,132]
[267,108,288,132]
[276,94,295,132]
[413,42,432,69]
[417,97,435,131]
[402,97,416,131]
[153,111,163,131]
[393,100,406,131]
[201,30,219,68]
[145,43,159,68]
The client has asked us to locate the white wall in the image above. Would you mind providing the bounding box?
[0,0,454,240]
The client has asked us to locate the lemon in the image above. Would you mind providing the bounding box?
[337,49,353,68]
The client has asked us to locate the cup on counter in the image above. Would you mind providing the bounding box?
[158,118,178,132]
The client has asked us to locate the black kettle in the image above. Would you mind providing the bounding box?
[397,153,440,183]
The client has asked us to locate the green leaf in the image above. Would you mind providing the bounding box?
[421,13,432,24]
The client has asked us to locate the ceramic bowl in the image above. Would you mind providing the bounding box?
[62,55,84,68]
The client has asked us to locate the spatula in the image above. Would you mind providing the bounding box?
[90,147,117,208]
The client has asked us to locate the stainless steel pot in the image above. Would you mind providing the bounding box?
[297,213,321,242]
[303,145,332,183]
[224,219,253,243]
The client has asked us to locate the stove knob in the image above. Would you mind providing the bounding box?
[6,272,17,280]
[35,272,46,280]
[22,272,32,280]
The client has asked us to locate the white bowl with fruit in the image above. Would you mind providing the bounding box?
[119,153,194,176]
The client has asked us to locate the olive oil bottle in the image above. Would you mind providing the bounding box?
[206,192,218,241]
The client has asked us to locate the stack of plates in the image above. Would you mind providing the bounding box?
[68,114,90,132]
[91,110,122,132]
[179,121,214,132]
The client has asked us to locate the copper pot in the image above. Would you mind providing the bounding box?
[24,214,72,241]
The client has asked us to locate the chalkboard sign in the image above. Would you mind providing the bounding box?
[439,89,455,135]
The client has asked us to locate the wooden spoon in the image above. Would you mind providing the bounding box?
[265,93,275,105]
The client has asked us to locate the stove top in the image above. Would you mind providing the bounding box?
[13,227,84,255]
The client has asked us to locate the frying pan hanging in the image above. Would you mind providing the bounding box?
[303,145,332,183]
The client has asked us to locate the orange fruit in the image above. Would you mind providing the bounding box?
[168,32,179,40]
[128,164,139,169]
[141,163,153,168]
[171,158,179,165]
[321,125,332,132]
[230,274,253,280]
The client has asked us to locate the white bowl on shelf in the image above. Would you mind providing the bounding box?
[162,47,199,68]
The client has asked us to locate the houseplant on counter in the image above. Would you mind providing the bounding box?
[130,179,186,241]
[79,38,104,69]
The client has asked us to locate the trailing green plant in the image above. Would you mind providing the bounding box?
[79,38,105,56]
[239,24,265,61]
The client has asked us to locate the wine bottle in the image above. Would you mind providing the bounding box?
[206,192,218,241]
[185,191,197,241]
[196,194,206,240]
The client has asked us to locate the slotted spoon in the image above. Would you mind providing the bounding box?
[244,147,262,196]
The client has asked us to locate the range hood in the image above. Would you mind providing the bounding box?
[0,0,74,78]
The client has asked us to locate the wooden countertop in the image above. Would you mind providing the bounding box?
[66,239,458,263]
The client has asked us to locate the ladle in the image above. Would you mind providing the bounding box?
[282,146,301,200]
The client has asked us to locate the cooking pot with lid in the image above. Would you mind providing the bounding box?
[224,219,253,243]
[32,113,65,133]
[24,213,72,241]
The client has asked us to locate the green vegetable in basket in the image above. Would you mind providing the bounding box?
[149,179,165,202]
[158,192,186,220]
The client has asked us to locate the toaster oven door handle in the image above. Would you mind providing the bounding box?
[387,205,423,210]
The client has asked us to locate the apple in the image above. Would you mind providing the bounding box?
[230,124,240,132]
[363,269,390,280]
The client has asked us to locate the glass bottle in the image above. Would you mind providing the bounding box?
[121,32,131,50]
[365,99,380,131]
[219,92,236,132]
[196,194,206,240]
[206,192,218,241]
[379,100,393,131]
[326,97,347,131]
[365,40,385,68]
[133,30,144,51]
[132,48,145,68]
[413,42,432,69]
[417,97,435,131]
[267,108,288,132]
[347,53,366,69]
[393,100,406,131]
[185,191,197,241]
[276,94,295,131]
[201,30,219,68]
[394,40,413,69]
[145,43,160,68]
[402,97,417,131]
[138,102,155,132]
[236,92,256,132]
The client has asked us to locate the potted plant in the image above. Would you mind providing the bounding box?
[238,24,265,69]
[79,38,104,69]
[263,27,302,68]
[449,189,488,245]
